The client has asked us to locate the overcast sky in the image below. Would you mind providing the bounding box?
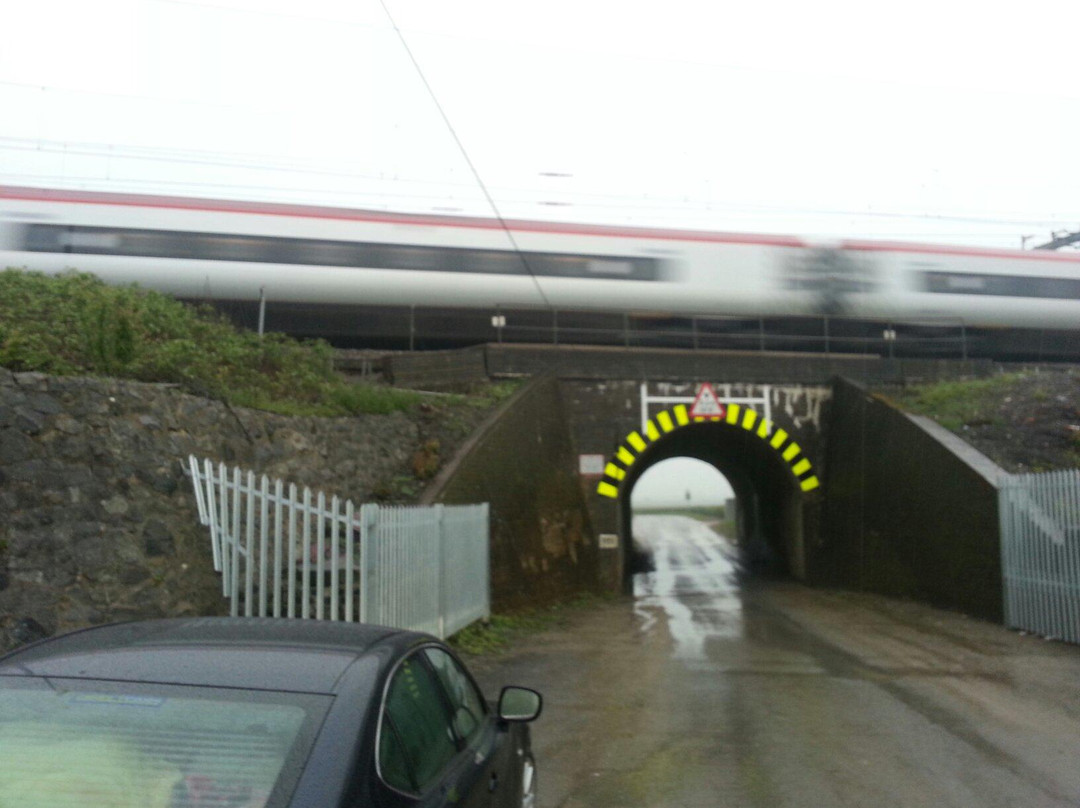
[3,0,1080,248]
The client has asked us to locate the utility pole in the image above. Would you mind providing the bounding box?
[1034,229,1080,250]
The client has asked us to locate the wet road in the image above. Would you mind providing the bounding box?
[468,515,1080,808]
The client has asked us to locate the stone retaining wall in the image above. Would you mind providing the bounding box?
[0,369,486,652]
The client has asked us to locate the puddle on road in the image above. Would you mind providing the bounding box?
[632,515,744,658]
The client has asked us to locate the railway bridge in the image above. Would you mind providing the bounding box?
[420,344,1005,621]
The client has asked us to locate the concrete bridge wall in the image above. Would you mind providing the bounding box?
[561,379,830,582]
[423,376,601,610]
[820,378,1006,621]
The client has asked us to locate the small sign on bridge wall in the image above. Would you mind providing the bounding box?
[598,533,619,549]
[579,454,607,476]
[689,382,726,420]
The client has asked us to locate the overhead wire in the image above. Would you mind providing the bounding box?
[372,0,552,309]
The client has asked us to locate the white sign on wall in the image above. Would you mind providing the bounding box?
[598,533,619,549]
[579,454,606,476]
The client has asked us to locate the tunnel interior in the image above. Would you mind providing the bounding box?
[617,421,806,589]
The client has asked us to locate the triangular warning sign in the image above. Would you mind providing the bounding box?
[689,383,726,420]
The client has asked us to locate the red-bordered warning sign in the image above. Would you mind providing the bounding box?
[689,383,726,420]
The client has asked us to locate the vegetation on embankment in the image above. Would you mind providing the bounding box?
[881,370,1080,472]
[0,268,426,416]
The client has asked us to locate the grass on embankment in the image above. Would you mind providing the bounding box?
[881,370,1080,471]
[883,373,1026,431]
[0,268,424,416]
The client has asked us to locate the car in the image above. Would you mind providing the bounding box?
[0,617,541,808]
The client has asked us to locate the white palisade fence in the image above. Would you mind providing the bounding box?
[999,469,1080,645]
[186,456,490,639]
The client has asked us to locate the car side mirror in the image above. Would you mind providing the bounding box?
[497,686,542,722]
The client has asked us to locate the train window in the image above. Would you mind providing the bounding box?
[381,246,441,271]
[17,223,663,282]
[922,271,1080,300]
[587,259,634,276]
[944,275,986,291]
[59,231,121,250]
[461,250,521,275]
[197,235,264,261]
[23,224,69,252]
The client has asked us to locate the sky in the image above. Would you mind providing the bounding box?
[631,458,733,509]
[3,0,1080,248]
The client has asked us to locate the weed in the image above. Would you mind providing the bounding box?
[448,592,616,656]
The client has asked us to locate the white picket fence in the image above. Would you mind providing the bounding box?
[186,456,490,639]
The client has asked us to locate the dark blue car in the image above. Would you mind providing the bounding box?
[0,618,540,807]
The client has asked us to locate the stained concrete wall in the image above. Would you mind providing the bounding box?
[425,376,599,610]
[820,377,1005,621]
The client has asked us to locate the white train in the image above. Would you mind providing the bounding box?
[1,185,1078,355]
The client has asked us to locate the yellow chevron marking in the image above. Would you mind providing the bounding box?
[598,481,619,498]
[742,409,758,430]
[792,458,811,476]
[783,442,801,461]
[770,428,789,448]
[605,463,626,480]
[757,418,771,438]
[645,420,660,441]
[657,411,675,432]
[800,476,820,492]
[617,447,635,466]
[725,403,741,424]
[674,405,689,426]
[627,432,646,452]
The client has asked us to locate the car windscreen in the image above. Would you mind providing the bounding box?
[0,675,332,808]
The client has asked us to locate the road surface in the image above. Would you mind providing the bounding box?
[467,515,1080,808]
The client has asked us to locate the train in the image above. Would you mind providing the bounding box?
[1,184,1078,359]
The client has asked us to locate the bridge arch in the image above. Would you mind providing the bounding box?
[596,403,820,499]
[596,404,821,583]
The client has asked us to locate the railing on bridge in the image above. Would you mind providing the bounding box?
[186,456,490,639]
[999,469,1080,644]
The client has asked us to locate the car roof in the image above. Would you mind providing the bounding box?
[0,617,422,694]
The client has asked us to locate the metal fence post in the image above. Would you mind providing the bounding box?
[435,504,446,639]
[360,503,378,624]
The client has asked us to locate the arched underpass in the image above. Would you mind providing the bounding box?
[616,421,810,590]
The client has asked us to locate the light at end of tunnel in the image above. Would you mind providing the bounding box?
[800,476,820,492]
[597,481,619,498]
